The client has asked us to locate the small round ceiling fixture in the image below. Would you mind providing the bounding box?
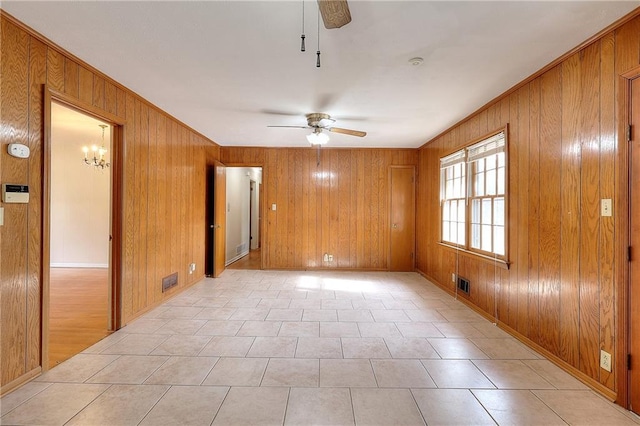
[409,57,424,66]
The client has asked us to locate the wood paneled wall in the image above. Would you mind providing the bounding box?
[0,14,220,393]
[416,16,640,395]
[221,147,417,269]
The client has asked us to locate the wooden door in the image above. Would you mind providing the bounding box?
[630,76,640,414]
[389,166,416,271]
[213,161,226,277]
[205,166,215,276]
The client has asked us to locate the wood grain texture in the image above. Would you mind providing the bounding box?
[527,78,541,345]
[46,49,64,92]
[389,166,416,271]
[578,42,601,380]
[48,268,109,367]
[63,58,78,98]
[416,16,640,399]
[78,66,93,105]
[222,148,417,269]
[630,74,640,416]
[27,36,47,372]
[1,15,220,392]
[614,14,640,407]
[538,66,562,356]
[560,53,580,368]
[1,16,30,387]
[105,82,117,116]
[598,32,616,390]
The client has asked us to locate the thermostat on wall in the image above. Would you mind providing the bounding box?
[2,184,29,203]
[8,143,30,159]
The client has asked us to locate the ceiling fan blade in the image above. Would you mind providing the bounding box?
[260,109,300,117]
[329,127,366,137]
[317,0,352,29]
[267,125,310,129]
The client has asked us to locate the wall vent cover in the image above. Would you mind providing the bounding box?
[457,276,470,294]
[162,272,178,292]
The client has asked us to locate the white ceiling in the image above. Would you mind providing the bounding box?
[3,1,638,148]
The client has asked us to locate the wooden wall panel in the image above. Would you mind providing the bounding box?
[538,66,563,356]
[416,15,640,396]
[78,66,93,106]
[1,16,31,386]
[0,14,220,393]
[221,147,418,269]
[26,36,47,372]
[147,110,158,305]
[560,53,580,368]
[527,78,541,345]
[578,42,602,379]
[46,49,64,92]
[63,58,78,98]
[599,31,616,390]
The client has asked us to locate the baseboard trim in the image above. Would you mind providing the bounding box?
[414,267,618,403]
[226,251,249,266]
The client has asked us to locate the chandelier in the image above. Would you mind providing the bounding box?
[82,124,110,170]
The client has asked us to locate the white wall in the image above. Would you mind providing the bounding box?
[50,103,111,267]
[225,167,261,264]
[250,179,260,250]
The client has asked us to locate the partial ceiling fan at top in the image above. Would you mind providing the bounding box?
[318,0,352,29]
[300,1,351,68]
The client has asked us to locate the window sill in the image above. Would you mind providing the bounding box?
[438,242,510,270]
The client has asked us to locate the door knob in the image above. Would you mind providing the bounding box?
[392,223,398,229]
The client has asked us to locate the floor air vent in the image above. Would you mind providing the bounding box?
[162,272,178,292]
[457,276,470,294]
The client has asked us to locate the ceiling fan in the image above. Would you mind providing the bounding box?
[317,0,352,29]
[268,113,366,145]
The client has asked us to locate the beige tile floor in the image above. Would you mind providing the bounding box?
[2,270,640,425]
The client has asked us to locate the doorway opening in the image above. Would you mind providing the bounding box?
[48,102,114,366]
[225,167,262,270]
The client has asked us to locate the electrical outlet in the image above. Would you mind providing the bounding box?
[451,273,456,283]
[328,254,334,262]
[600,350,612,372]
[323,253,329,262]
[189,263,196,274]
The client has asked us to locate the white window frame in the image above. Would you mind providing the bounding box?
[439,128,508,263]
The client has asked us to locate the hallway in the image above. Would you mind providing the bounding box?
[2,270,638,425]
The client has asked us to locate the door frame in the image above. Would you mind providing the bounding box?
[213,160,227,277]
[43,86,125,371]
[221,162,264,269]
[618,65,640,411]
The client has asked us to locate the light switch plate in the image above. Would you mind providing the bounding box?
[0,207,4,226]
[601,199,612,217]
[272,203,277,211]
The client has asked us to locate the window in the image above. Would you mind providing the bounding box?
[440,129,507,260]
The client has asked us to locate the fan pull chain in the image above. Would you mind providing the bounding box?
[316,6,321,67]
[300,0,306,51]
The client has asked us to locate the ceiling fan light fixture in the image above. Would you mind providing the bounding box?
[307,131,329,145]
